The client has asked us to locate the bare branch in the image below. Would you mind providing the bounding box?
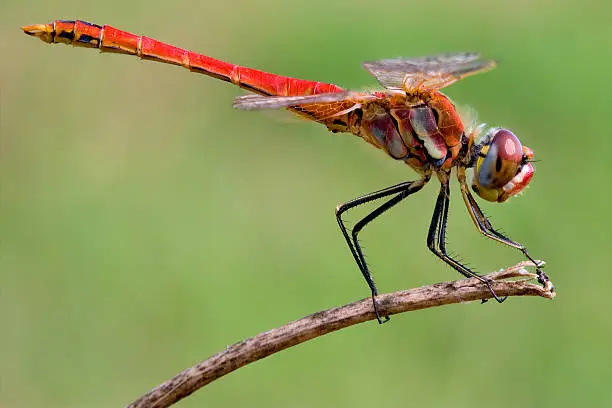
[127,261,554,408]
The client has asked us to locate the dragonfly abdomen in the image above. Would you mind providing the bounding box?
[22,20,344,98]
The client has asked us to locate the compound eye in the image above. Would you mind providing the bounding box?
[477,129,523,188]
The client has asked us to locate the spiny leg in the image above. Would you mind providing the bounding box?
[336,176,429,323]
[350,188,428,319]
[337,181,415,274]
[350,179,431,283]
[427,175,507,302]
[458,172,552,290]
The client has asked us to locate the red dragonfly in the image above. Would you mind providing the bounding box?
[23,20,551,322]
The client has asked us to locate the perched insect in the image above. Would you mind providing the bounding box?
[23,20,552,322]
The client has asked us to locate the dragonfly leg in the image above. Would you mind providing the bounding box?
[336,176,430,323]
[427,174,507,303]
[457,170,553,291]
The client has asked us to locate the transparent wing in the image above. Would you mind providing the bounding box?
[233,91,380,120]
[233,91,364,110]
[361,52,496,91]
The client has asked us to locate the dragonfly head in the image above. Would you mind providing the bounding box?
[471,128,534,203]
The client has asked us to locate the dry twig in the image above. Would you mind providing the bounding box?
[128,261,554,408]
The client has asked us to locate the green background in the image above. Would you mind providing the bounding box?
[2,1,611,407]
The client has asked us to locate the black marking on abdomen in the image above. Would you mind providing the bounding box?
[76,34,98,46]
[57,30,74,41]
[190,67,230,82]
[239,83,271,96]
[83,21,103,30]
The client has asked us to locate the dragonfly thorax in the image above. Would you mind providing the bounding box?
[355,92,465,173]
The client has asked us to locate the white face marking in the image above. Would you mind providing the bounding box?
[503,181,515,192]
[503,163,530,192]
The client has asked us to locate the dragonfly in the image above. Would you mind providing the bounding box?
[23,20,552,323]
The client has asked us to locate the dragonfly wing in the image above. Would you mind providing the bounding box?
[233,91,362,110]
[233,91,378,122]
[362,52,496,91]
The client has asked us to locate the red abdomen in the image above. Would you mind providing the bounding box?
[22,20,344,98]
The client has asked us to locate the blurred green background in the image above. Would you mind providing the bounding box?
[2,1,611,407]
